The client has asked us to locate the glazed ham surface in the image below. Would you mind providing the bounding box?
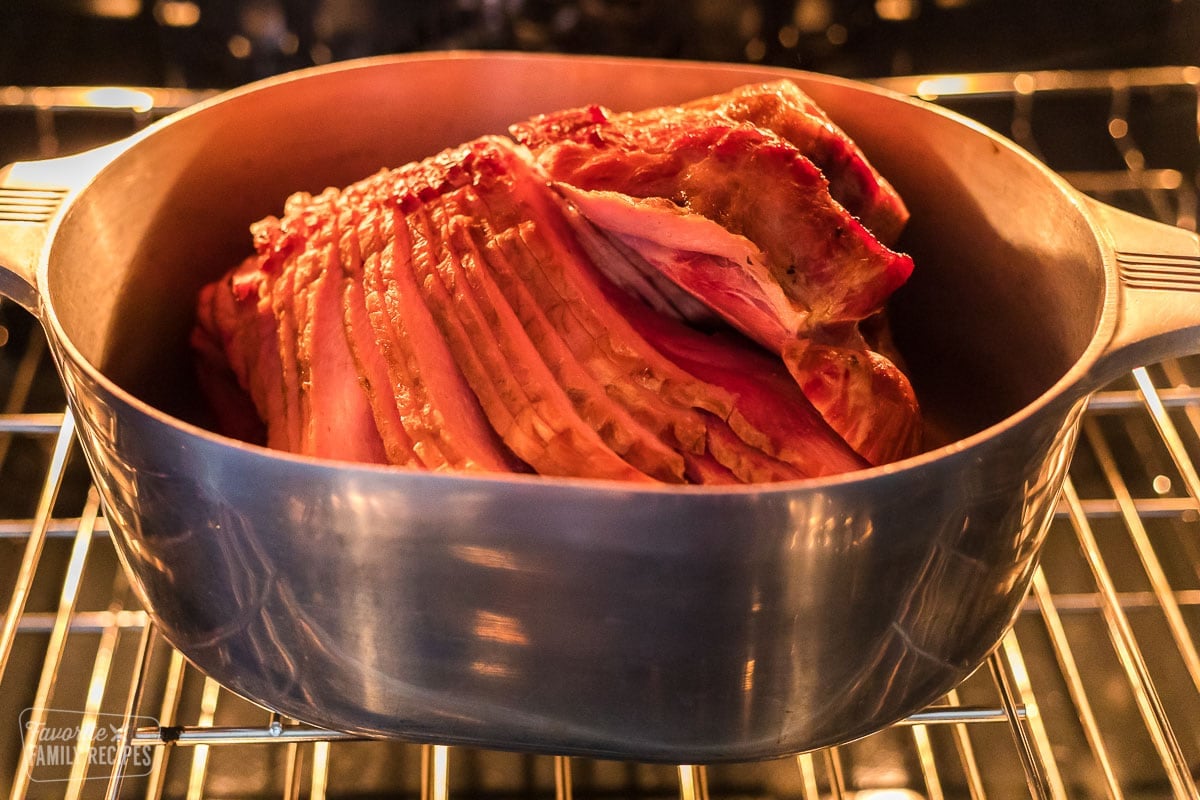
[192,81,921,482]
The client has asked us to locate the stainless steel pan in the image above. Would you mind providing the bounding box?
[1,52,1197,763]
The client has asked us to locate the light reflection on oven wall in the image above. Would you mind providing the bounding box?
[0,0,1196,88]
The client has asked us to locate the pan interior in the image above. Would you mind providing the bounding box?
[43,56,1106,451]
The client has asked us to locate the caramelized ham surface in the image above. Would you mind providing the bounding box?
[192,81,922,482]
[673,80,910,246]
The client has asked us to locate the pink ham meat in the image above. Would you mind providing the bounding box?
[193,81,922,481]
[552,185,798,351]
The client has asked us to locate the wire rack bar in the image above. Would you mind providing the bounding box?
[0,334,47,469]
[420,744,450,800]
[8,492,99,800]
[0,85,215,113]
[988,649,1052,799]
[554,755,574,800]
[945,688,988,800]
[873,65,1200,100]
[1088,386,1200,411]
[1062,479,1199,798]
[1030,567,1124,800]
[0,412,68,433]
[0,413,75,687]
[1083,415,1200,696]
[129,724,365,747]
[117,703,1028,750]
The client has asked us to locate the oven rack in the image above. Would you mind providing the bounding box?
[1,66,1199,799]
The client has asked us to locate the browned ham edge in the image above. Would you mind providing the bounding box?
[673,80,909,246]
[293,222,387,463]
[783,336,921,467]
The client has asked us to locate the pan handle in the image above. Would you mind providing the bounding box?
[1088,197,1200,387]
[0,141,130,315]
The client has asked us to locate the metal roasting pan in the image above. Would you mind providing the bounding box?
[0,51,1198,763]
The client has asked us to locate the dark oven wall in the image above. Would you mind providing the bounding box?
[0,0,1196,90]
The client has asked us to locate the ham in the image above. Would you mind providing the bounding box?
[193,82,922,481]
[513,98,920,464]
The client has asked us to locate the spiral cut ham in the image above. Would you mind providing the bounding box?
[191,81,921,482]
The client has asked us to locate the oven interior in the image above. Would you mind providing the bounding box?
[2,66,1200,799]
